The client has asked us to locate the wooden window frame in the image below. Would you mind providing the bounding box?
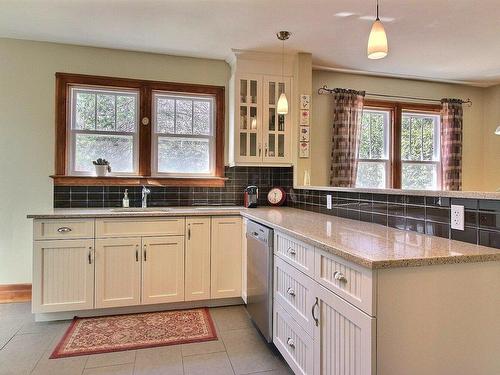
[363,99,441,189]
[53,73,226,187]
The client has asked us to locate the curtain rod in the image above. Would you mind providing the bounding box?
[317,85,473,106]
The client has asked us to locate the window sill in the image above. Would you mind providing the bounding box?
[50,175,228,187]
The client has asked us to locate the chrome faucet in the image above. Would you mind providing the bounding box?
[141,185,151,208]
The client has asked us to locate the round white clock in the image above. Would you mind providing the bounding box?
[267,187,286,206]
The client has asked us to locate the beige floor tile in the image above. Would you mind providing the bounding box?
[134,345,183,375]
[83,363,134,375]
[183,351,235,375]
[209,305,252,332]
[85,350,136,369]
[0,333,51,375]
[31,355,87,375]
[0,317,24,349]
[17,320,70,336]
[221,328,283,375]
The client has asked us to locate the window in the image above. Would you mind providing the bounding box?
[54,73,225,186]
[68,86,139,175]
[401,111,440,190]
[356,100,441,190]
[356,109,391,188]
[152,92,215,176]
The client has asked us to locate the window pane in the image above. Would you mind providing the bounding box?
[401,116,411,160]
[156,97,175,133]
[175,99,193,134]
[116,95,136,132]
[75,134,134,173]
[158,137,210,174]
[370,113,385,158]
[356,161,386,188]
[96,94,116,131]
[193,100,211,135]
[402,163,438,190]
[410,117,423,160]
[422,118,435,160]
[358,109,389,160]
[402,112,439,162]
[75,92,96,130]
[359,114,370,159]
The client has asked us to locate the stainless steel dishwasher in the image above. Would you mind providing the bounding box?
[246,220,273,343]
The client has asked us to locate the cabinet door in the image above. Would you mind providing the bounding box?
[211,216,242,298]
[263,75,292,164]
[236,75,263,163]
[185,218,211,301]
[142,236,185,305]
[95,237,141,308]
[33,239,94,313]
[313,285,376,375]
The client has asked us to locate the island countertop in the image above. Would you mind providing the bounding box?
[28,206,500,269]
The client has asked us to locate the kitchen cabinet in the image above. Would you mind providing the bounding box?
[184,217,211,301]
[95,237,141,308]
[142,236,185,304]
[210,216,242,298]
[32,239,94,313]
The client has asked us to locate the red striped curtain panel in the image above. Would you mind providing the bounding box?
[329,89,365,187]
[440,99,463,191]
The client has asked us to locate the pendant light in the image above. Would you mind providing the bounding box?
[367,0,388,59]
[276,31,290,115]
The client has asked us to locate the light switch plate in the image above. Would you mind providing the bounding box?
[451,204,465,231]
[326,195,332,210]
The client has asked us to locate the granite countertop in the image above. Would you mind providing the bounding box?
[28,206,500,269]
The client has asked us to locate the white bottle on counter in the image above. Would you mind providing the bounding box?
[122,189,129,208]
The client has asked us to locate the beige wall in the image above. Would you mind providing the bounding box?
[483,84,500,191]
[305,70,492,190]
[0,38,230,284]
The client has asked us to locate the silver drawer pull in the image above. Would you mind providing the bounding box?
[334,271,347,283]
[286,337,295,348]
[286,287,296,297]
[57,227,72,233]
[287,247,296,255]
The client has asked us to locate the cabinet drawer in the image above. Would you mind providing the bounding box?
[273,302,314,375]
[274,231,314,277]
[274,256,316,335]
[34,219,94,240]
[96,217,185,238]
[315,249,376,316]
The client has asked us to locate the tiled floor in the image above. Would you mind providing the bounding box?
[0,302,292,375]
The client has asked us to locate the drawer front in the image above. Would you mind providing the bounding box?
[274,256,316,335]
[96,217,185,238]
[34,219,94,240]
[275,231,314,277]
[315,249,375,316]
[273,302,314,375]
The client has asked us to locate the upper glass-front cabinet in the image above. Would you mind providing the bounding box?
[235,74,291,165]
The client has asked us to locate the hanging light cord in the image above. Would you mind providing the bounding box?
[376,0,380,21]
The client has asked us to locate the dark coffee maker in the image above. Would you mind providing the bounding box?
[244,186,258,208]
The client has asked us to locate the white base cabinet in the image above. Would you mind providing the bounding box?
[184,217,211,301]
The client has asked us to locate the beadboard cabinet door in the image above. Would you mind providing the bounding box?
[210,216,242,299]
[185,218,211,301]
[33,239,94,313]
[313,284,376,375]
[95,237,141,308]
[142,236,185,305]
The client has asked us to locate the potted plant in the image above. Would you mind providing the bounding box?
[93,158,111,177]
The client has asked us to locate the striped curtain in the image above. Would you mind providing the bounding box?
[329,89,365,187]
[440,99,463,191]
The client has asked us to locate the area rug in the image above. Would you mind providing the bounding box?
[50,308,217,358]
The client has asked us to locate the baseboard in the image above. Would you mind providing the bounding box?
[0,283,32,303]
[35,297,245,322]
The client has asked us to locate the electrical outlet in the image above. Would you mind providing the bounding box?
[326,195,332,209]
[451,204,465,231]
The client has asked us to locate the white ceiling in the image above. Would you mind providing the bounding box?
[1,0,499,86]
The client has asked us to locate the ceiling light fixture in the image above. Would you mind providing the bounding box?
[367,0,388,59]
[276,31,290,115]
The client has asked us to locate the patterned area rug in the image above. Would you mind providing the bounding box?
[50,308,217,358]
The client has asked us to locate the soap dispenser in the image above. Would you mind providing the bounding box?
[122,189,129,208]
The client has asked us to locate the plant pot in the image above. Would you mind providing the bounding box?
[95,164,109,177]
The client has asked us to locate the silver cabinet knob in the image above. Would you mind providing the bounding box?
[334,271,347,282]
[57,227,72,233]
[287,247,296,255]
[286,337,295,348]
[286,287,296,297]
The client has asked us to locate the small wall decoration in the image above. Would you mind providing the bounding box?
[300,94,310,110]
[299,126,310,142]
[300,110,310,125]
[299,141,310,158]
